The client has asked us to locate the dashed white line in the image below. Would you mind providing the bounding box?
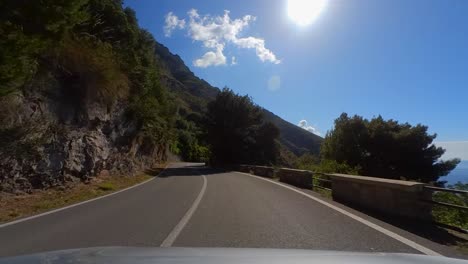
[236,172,442,256]
[160,174,208,247]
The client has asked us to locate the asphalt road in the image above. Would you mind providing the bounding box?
[0,163,463,258]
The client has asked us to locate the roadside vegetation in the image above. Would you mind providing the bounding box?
[292,113,465,232]
[294,113,460,184]
[432,182,468,230]
[0,173,155,224]
[205,88,279,166]
[0,0,189,169]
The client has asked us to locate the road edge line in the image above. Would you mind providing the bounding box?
[235,171,442,256]
[160,174,208,247]
[0,164,169,229]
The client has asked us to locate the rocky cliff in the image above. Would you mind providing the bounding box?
[0,87,165,194]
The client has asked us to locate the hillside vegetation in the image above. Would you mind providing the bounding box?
[0,0,177,192]
[295,113,460,184]
[152,41,323,163]
[0,0,324,193]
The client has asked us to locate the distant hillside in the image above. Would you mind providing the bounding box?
[154,42,217,114]
[154,42,323,158]
[261,109,322,156]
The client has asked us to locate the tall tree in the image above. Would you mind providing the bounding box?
[205,88,279,165]
[321,113,460,183]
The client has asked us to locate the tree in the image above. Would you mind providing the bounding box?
[0,0,89,95]
[321,113,460,183]
[172,116,210,162]
[205,88,279,165]
[1,0,175,156]
[294,153,320,170]
[253,122,280,164]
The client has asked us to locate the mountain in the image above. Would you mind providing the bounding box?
[153,42,323,158]
[0,0,322,194]
[154,42,218,114]
[261,109,322,156]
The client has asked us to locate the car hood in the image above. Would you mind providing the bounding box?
[0,247,466,264]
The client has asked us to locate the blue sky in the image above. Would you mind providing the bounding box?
[125,0,468,160]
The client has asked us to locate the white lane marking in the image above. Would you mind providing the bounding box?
[160,174,208,247]
[236,172,442,256]
[0,165,169,229]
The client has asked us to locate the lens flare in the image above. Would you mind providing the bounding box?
[287,0,328,26]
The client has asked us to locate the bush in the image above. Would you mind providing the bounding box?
[294,153,359,175]
[54,37,129,104]
[312,160,360,175]
[294,153,319,170]
[432,182,468,230]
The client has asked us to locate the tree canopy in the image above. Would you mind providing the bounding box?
[1,0,174,152]
[205,88,279,165]
[321,113,460,183]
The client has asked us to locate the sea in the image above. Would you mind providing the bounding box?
[444,160,468,185]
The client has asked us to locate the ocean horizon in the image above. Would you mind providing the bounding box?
[443,160,468,185]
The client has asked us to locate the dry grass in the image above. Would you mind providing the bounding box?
[0,169,165,224]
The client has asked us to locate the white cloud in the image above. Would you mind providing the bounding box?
[164,12,186,37]
[164,9,280,67]
[298,120,321,136]
[193,44,227,68]
[233,37,280,64]
[434,141,468,161]
[231,56,237,65]
[268,75,281,91]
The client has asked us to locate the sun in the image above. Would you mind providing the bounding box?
[287,0,328,26]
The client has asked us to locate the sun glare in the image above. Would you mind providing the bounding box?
[287,0,328,26]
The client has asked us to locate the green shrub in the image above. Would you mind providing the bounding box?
[295,154,359,175]
[432,182,468,230]
[312,159,360,175]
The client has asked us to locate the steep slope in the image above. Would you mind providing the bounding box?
[154,42,323,157]
[262,109,322,156]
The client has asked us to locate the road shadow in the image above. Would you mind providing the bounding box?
[144,167,166,177]
[157,166,226,178]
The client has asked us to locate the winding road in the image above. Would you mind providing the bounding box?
[0,163,463,258]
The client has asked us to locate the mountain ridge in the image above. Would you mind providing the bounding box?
[153,41,323,158]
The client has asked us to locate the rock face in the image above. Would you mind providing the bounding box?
[0,89,166,193]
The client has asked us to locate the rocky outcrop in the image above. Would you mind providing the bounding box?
[0,89,166,194]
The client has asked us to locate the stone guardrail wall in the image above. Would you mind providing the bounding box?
[238,165,275,178]
[234,165,432,221]
[329,173,432,220]
[277,168,312,188]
